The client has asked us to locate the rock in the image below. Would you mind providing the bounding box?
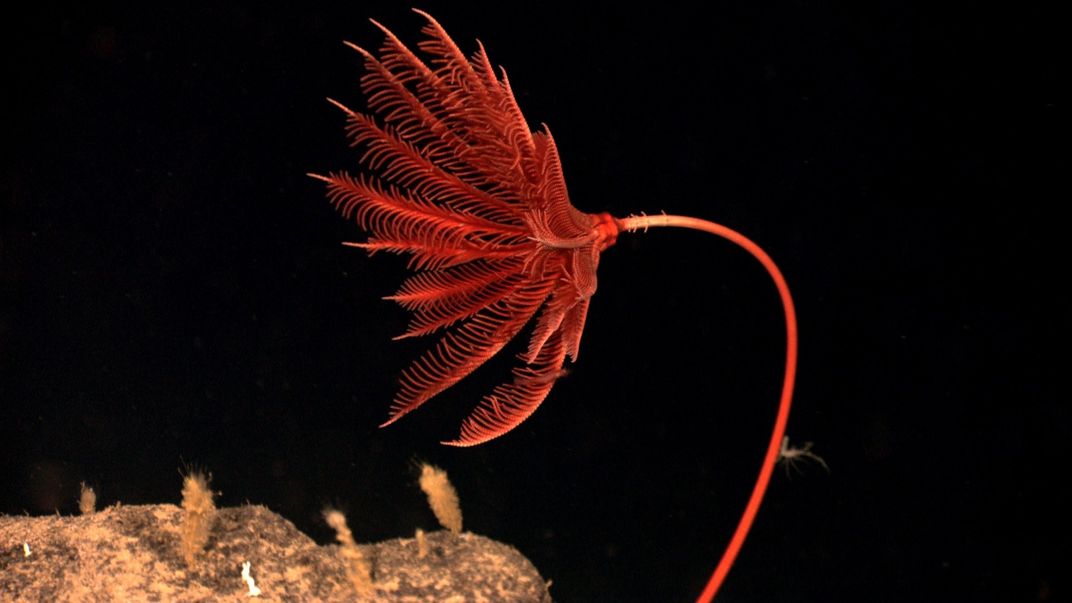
[0,504,552,602]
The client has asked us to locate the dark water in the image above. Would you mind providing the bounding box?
[2,3,1063,601]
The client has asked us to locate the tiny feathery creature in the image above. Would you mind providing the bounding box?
[311,10,799,601]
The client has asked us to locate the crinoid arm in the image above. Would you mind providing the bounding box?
[443,329,570,447]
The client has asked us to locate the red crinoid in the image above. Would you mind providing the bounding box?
[310,10,621,448]
[312,10,800,601]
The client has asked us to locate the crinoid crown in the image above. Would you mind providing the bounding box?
[313,10,620,445]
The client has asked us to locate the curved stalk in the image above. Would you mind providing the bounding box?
[618,214,798,603]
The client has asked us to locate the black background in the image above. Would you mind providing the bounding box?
[2,2,1063,601]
